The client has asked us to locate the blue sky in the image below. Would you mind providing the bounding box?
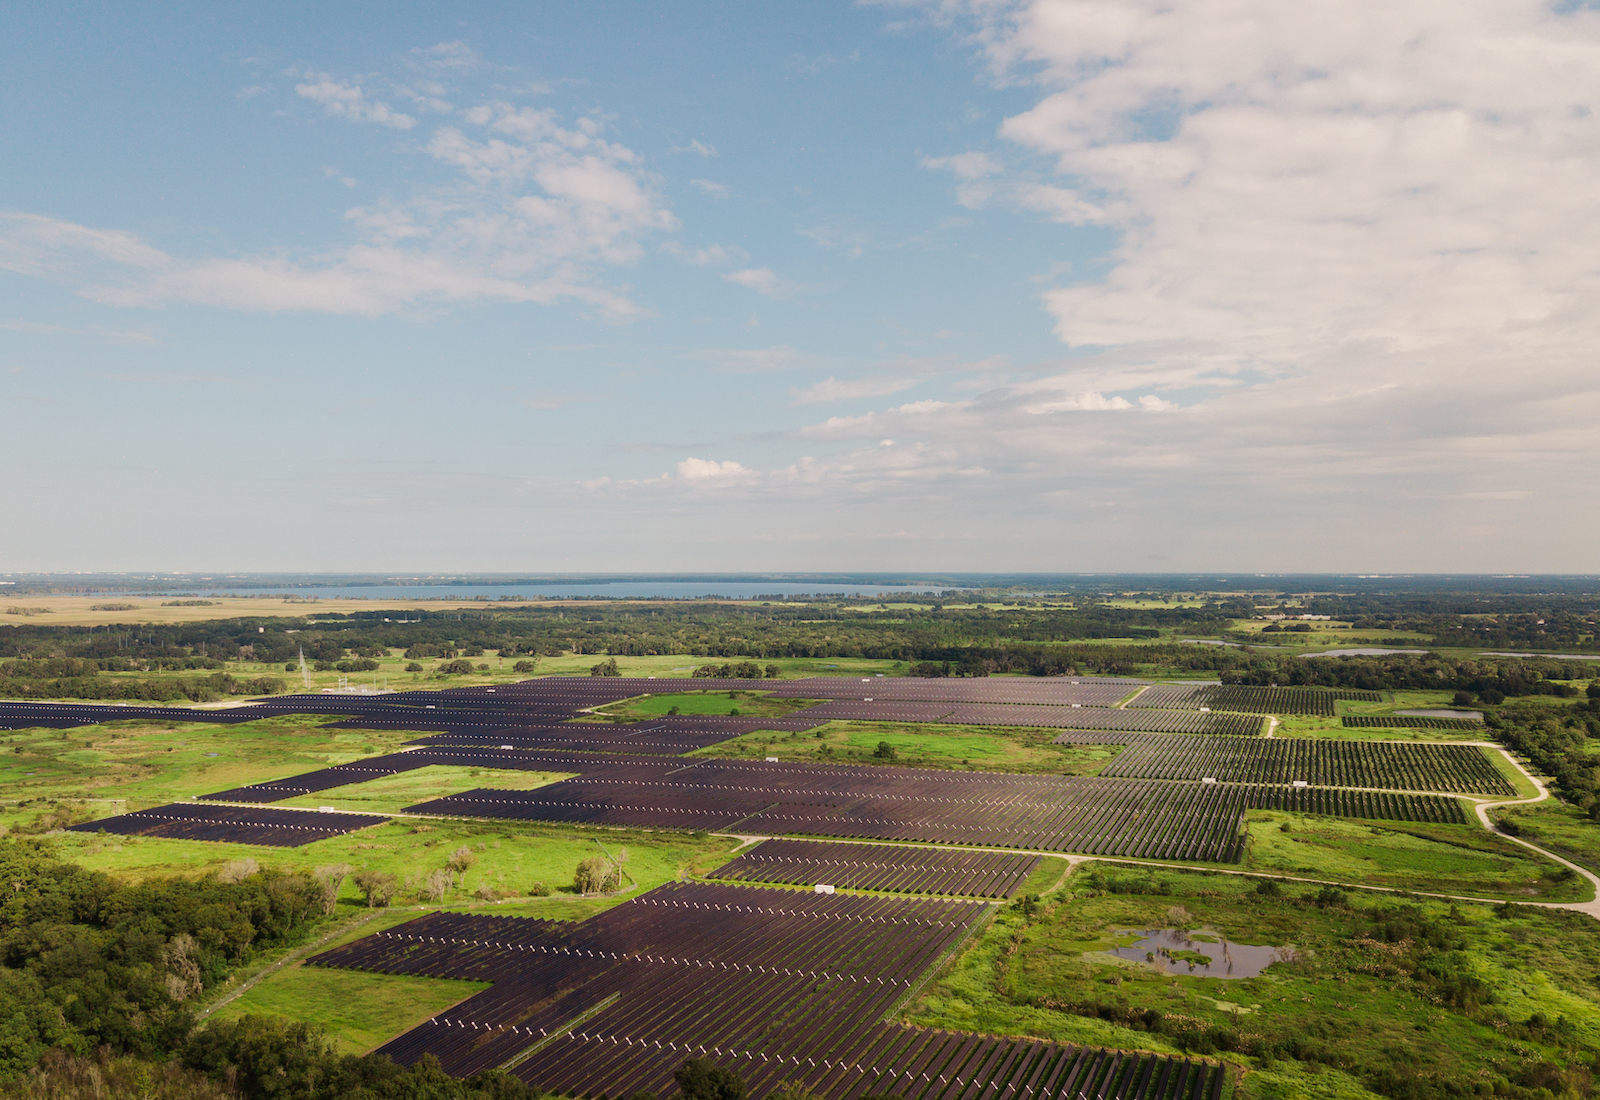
[4,1,1598,573]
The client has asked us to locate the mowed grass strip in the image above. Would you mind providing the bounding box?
[688,719,1122,774]
[212,964,488,1055]
[271,764,573,814]
[581,689,824,722]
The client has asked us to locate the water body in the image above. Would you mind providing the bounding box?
[1106,929,1289,979]
[167,582,955,601]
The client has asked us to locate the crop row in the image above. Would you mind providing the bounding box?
[1101,737,1513,795]
[66,802,388,846]
[710,839,1041,897]
[1341,716,1484,730]
[311,882,1218,1099]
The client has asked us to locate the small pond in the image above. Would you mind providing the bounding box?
[1106,929,1289,979]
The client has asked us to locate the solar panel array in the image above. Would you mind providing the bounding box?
[1101,737,1514,795]
[307,883,1224,1100]
[65,802,388,846]
[400,752,1467,861]
[710,839,1041,897]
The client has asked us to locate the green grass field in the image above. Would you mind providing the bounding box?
[582,689,823,722]
[273,764,572,814]
[59,817,742,906]
[212,965,488,1055]
[689,720,1122,774]
[0,715,418,828]
[1491,800,1600,876]
[909,862,1600,1100]
[1237,810,1589,901]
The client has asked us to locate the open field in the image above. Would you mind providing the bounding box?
[272,764,572,814]
[212,965,489,1055]
[1491,800,1600,876]
[0,715,416,828]
[1238,810,1587,900]
[583,688,824,721]
[910,861,1600,1100]
[689,719,1123,773]
[54,815,742,905]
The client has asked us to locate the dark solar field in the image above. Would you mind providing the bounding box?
[1343,715,1484,730]
[710,838,1041,897]
[1101,736,1514,795]
[399,753,1467,860]
[66,802,388,846]
[307,882,1223,1099]
[1128,684,1384,716]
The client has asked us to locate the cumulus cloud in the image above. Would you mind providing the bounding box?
[723,267,795,298]
[295,77,415,129]
[0,74,677,317]
[676,457,756,481]
[841,0,1600,561]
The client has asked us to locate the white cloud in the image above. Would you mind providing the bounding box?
[690,179,731,199]
[0,83,677,317]
[789,375,923,405]
[723,267,795,298]
[671,139,719,158]
[413,41,480,71]
[854,0,1600,552]
[921,152,998,180]
[676,457,756,481]
[295,77,415,129]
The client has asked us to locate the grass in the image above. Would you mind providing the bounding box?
[908,861,1600,1100]
[581,689,823,722]
[688,720,1122,775]
[1237,810,1590,901]
[271,764,572,814]
[1491,800,1600,875]
[56,816,743,907]
[0,715,419,828]
[212,965,488,1055]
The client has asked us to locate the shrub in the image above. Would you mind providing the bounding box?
[352,870,397,908]
[437,659,475,675]
[675,1058,745,1100]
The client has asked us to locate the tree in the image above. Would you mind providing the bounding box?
[312,864,351,915]
[423,868,452,902]
[873,741,897,761]
[574,855,620,895]
[590,656,621,677]
[352,869,398,908]
[674,1058,745,1100]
